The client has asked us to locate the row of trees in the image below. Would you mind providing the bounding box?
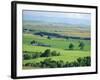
[31,40,85,50]
[69,42,85,50]
[35,32,90,40]
[23,49,60,60]
[23,56,91,68]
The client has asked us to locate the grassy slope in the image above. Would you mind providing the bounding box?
[23,45,90,64]
[23,33,90,66]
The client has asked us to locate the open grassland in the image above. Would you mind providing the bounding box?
[23,33,91,69]
[23,34,90,51]
[23,46,90,63]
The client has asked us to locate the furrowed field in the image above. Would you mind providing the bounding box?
[22,22,91,69]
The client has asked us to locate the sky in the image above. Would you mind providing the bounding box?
[23,10,91,26]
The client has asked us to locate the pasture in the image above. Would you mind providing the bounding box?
[22,32,91,69]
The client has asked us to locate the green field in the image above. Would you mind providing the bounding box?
[23,34,90,50]
[22,32,91,69]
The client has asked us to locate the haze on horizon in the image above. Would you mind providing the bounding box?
[23,10,91,26]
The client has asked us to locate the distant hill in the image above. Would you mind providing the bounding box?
[23,20,90,38]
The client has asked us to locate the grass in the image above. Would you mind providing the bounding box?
[23,50,90,64]
[22,33,91,69]
[23,34,90,50]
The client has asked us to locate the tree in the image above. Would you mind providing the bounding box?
[69,43,74,50]
[31,40,36,44]
[29,29,33,32]
[79,42,85,50]
[41,49,51,57]
[51,50,60,56]
[65,36,69,40]
[23,54,32,60]
[47,36,51,39]
[40,34,44,37]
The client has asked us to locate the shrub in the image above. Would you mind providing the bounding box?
[64,61,71,67]
[56,60,64,67]
[47,36,51,39]
[69,43,74,50]
[77,56,91,66]
[30,40,37,44]
[41,58,58,68]
[41,49,51,57]
[51,51,60,56]
[23,50,60,60]
[78,42,85,50]
[23,54,32,60]
[24,63,32,66]
[23,56,91,68]
[32,53,41,59]
[41,49,60,57]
